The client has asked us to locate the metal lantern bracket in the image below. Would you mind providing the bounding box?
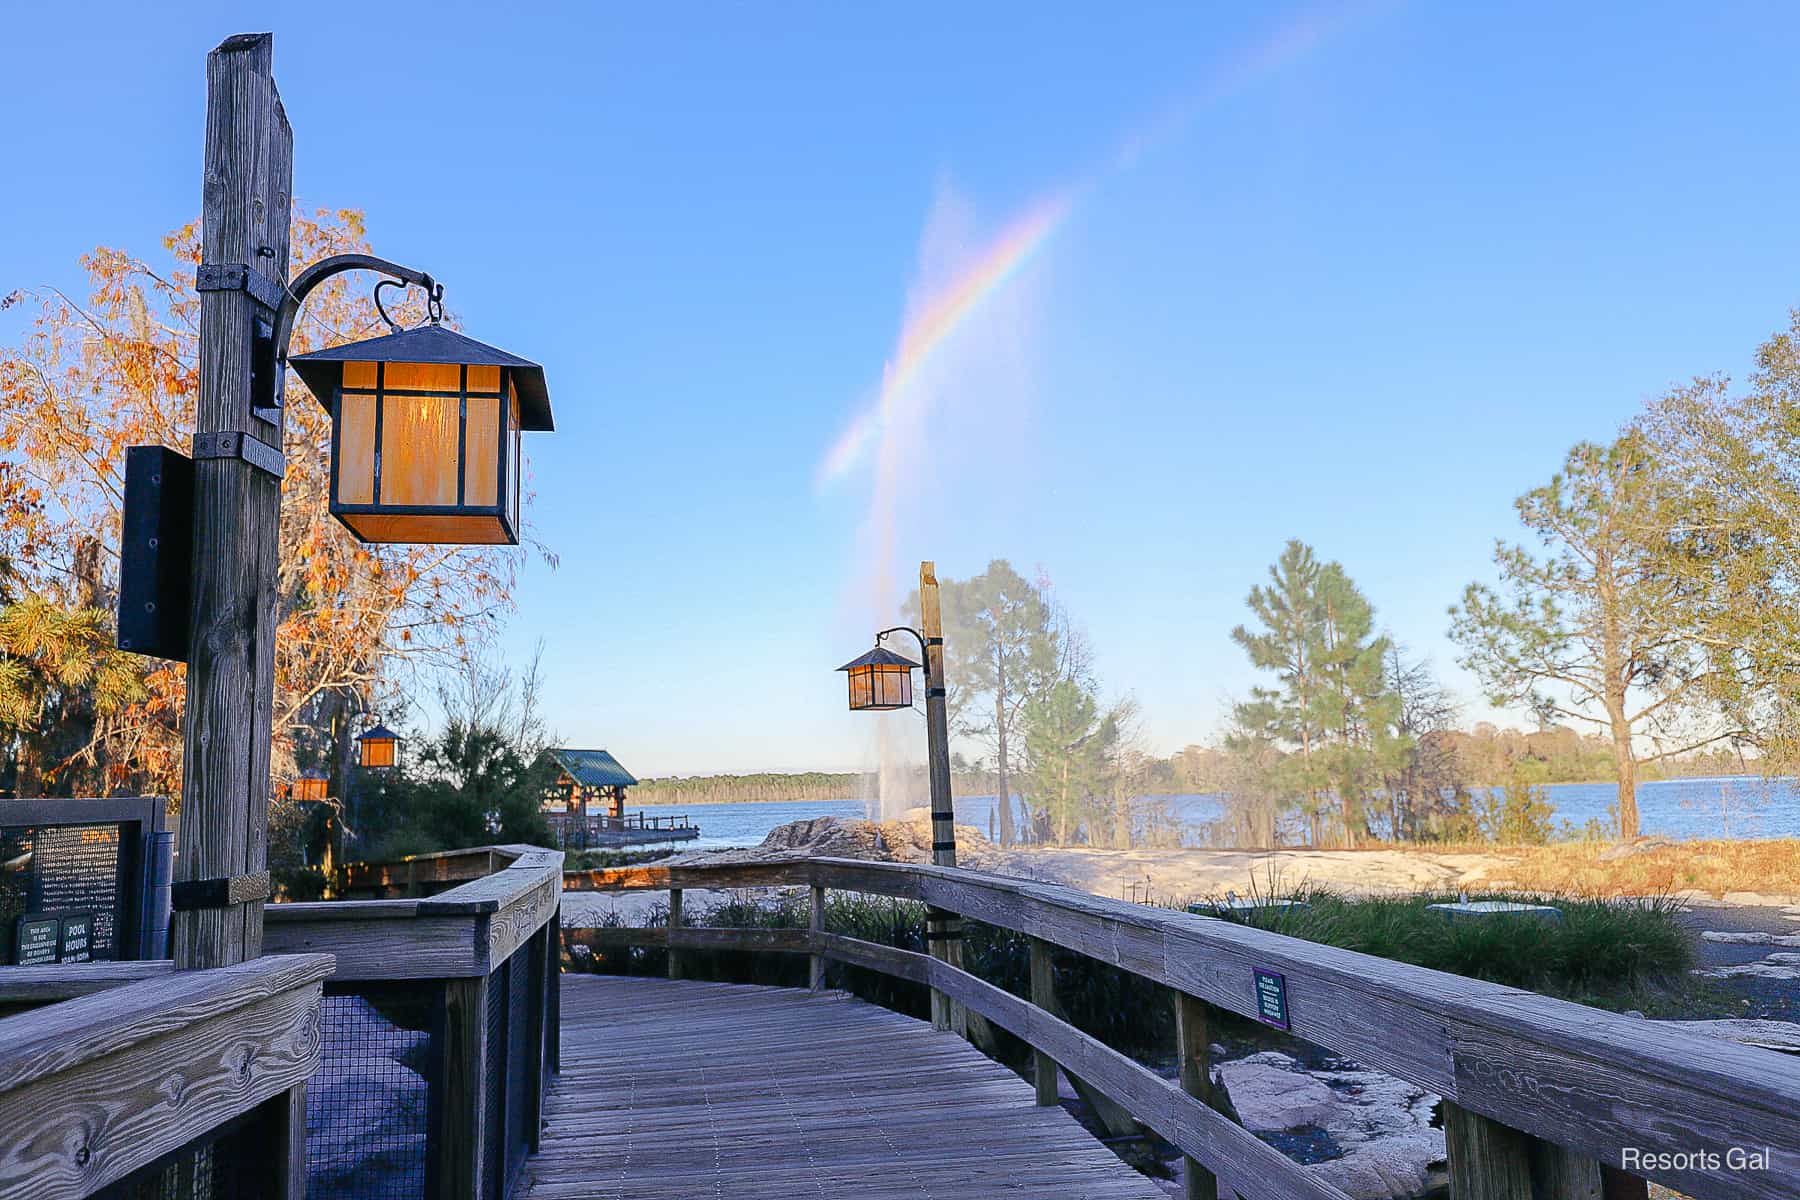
[119,255,441,661]
[267,252,440,420]
[875,627,944,707]
[197,250,441,423]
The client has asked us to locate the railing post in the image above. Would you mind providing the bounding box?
[1445,1103,1636,1200]
[1599,1167,1650,1200]
[809,885,826,990]
[1172,990,1220,1200]
[438,976,489,1199]
[549,908,562,1073]
[1028,937,1058,1106]
[1444,1103,1534,1199]
[668,886,684,980]
[250,1080,307,1199]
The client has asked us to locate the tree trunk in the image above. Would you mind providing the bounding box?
[995,699,1015,847]
[1608,701,1639,840]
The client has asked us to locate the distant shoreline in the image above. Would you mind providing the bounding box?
[624,773,1774,806]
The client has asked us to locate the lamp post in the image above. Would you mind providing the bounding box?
[839,561,963,1031]
[116,34,553,972]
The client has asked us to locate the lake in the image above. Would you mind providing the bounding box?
[627,776,1800,850]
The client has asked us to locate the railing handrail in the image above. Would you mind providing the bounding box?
[573,855,1799,1200]
[268,844,563,981]
[0,953,330,1198]
[0,953,332,1092]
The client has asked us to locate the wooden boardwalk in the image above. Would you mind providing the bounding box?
[517,976,1170,1200]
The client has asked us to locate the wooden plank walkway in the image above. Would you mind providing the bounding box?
[517,976,1170,1199]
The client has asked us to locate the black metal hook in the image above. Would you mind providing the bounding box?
[372,278,407,334]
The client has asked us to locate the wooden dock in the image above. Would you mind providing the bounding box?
[517,976,1168,1199]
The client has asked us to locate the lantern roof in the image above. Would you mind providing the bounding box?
[357,723,400,743]
[836,646,919,672]
[539,747,638,789]
[290,324,554,431]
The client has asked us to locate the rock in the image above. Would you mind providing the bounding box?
[663,815,998,869]
[1598,837,1676,862]
[1216,1052,1338,1129]
[1701,930,1800,947]
[1696,959,1800,981]
[1215,1050,1445,1200]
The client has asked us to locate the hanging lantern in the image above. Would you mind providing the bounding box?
[291,773,330,802]
[357,724,401,770]
[290,323,553,545]
[836,647,918,711]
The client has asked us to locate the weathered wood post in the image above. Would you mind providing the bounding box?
[174,31,290,971]
[1028,937,1058,1105]
[439,976,490,1197]
[1444,1102,1648,1200]
[918,561,966,1033]
[809,884,826,990]
[152,34,309,1196]
[667,885,685,980]
[1173,991,1221,1200]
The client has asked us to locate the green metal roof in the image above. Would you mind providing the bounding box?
[542,748,637,789]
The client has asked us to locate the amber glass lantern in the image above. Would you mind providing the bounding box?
[290,324,553,545]
[357,724,401,770]
[837,647,918,711]
[291,773,330,802]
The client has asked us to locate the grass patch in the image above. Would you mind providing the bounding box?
[1478,839,1800,898]
[1196,884,1697,1012]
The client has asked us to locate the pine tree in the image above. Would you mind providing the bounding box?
[1230,540,1403,845]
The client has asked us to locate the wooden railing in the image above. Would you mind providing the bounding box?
[333,843,528,900]
[600,812,694,831]
[0,952,331,1198]
[572,857,1800,1200]
[267,843,562,1199]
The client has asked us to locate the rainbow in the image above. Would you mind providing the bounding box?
[814,0,1366,491]
[814,190,1075,490]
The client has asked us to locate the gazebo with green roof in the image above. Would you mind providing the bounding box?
[537,747,639,848]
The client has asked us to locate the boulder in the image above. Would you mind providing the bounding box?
[1215,1050,1446,1200]
[666,814,997,868]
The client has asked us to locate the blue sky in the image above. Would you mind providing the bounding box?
[6,3,1800,775]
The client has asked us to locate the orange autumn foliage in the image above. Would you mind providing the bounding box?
[0,207,529,799]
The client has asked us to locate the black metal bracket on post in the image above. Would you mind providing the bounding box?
[197,262,286,312]
[193,430,285,479]
[199,250,439,442]
[170,869,271,912]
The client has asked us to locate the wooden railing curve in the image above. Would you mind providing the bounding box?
[0,953,331,1199]
[574,856,1800,1200]
[0,842,564,1200]
[269,843,564,1198]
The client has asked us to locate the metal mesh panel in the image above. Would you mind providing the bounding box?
[484,961,507,1199]
[307,984,439,1200]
